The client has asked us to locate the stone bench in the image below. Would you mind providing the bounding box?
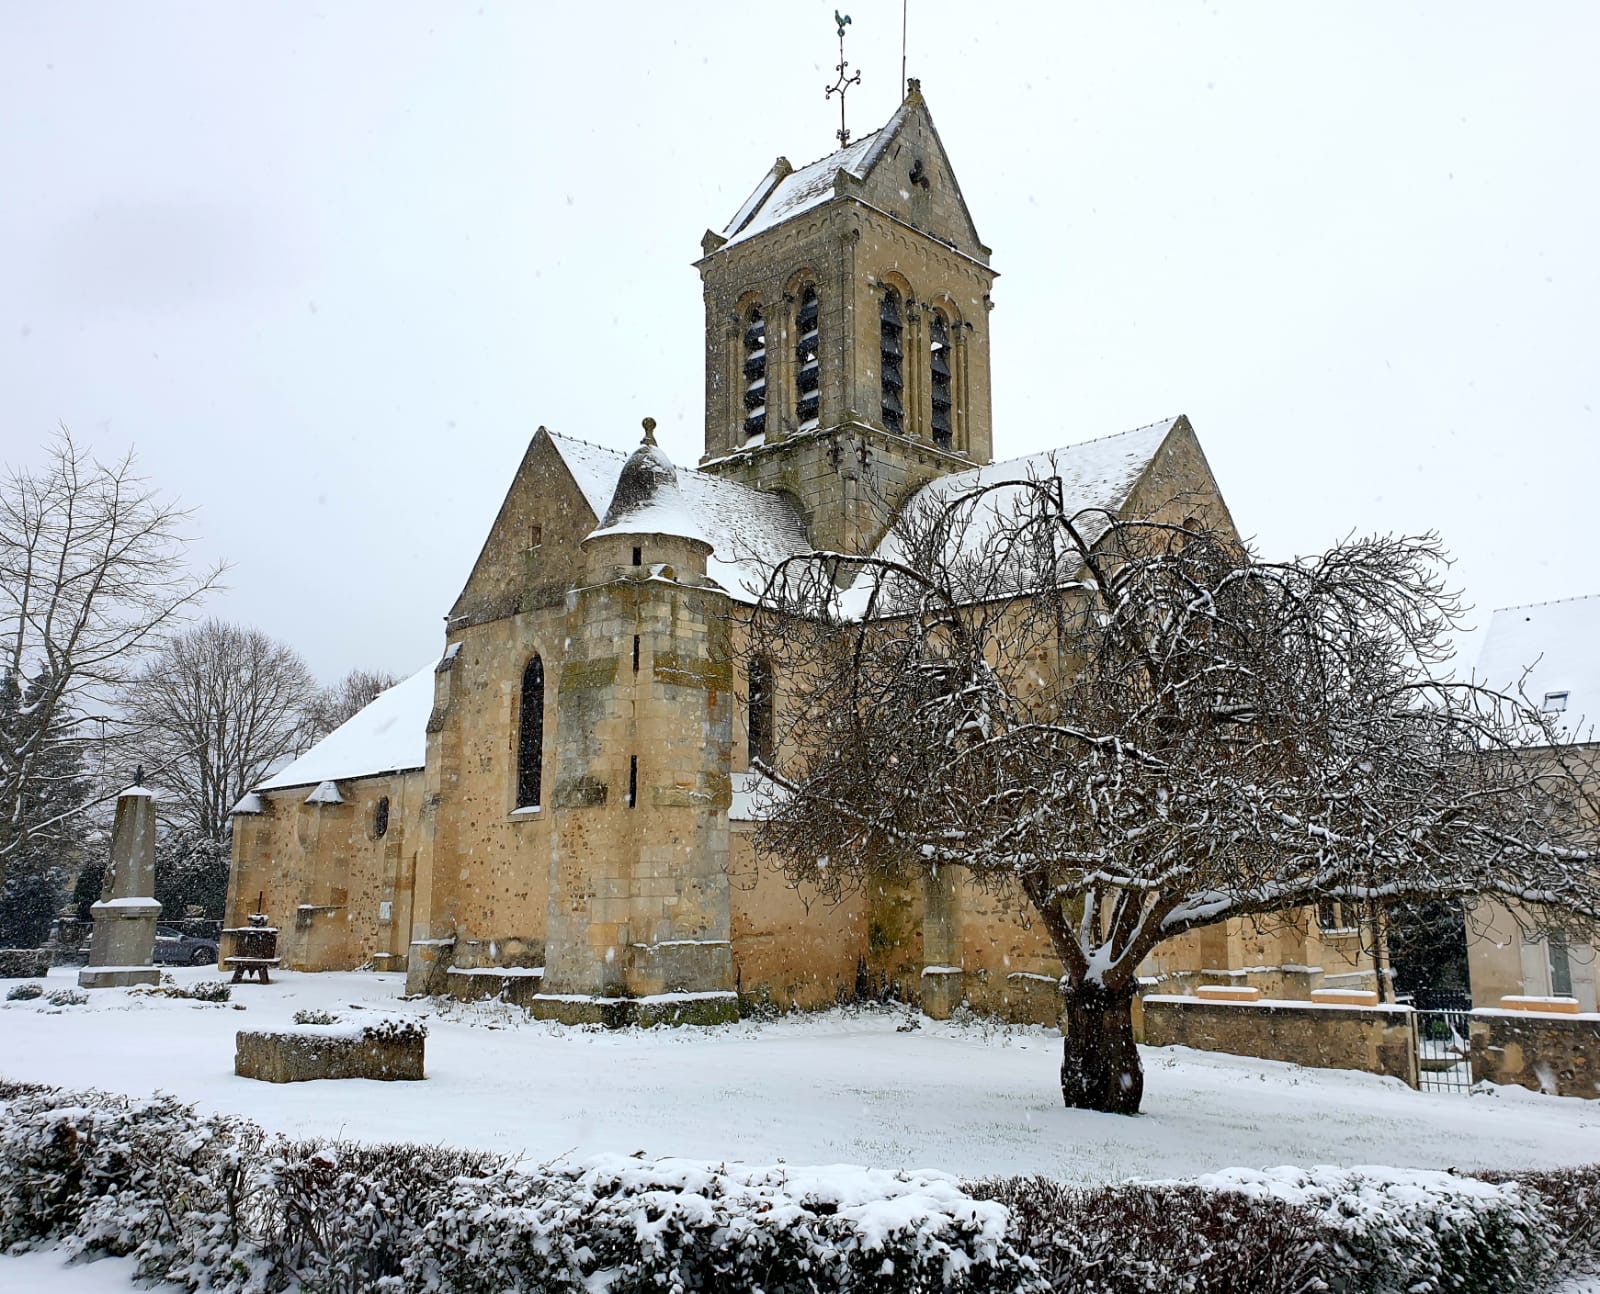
[225,956,282,984]
[235,1017,426,1083]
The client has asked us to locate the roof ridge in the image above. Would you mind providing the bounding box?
[1489,593,1600,615]
[545,428,628,458]
[969,417,1178,477]
[782,125,883,180]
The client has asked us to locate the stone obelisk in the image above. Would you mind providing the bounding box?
[79,779,162,989]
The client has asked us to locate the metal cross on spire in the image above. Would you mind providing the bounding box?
[825,11,861,148]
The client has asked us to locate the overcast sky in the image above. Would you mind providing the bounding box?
[3,2,1595,684]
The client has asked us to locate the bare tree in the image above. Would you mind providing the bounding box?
[304,667,402,743]
[121,620,318,841]
[749,480,1600,1114]
[0,429,223,885]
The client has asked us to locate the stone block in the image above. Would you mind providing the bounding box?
[1194,984,1261,1002]
[1500,995,1582,1015]
[235,1018,426,1083]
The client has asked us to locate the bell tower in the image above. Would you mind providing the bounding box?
[695,82,997,554]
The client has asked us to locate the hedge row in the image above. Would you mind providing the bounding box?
[1,1079,1591,1293]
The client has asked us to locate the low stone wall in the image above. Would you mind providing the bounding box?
[445,965,546,1007]
[236,1018,426,1083]
[1470,1008,1600,1099]
[1142,995,1418,1087]
[0,948,52,979]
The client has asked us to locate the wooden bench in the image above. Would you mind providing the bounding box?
[225,956,281,984]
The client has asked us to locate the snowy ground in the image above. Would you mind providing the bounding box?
[3,965,1597,1183]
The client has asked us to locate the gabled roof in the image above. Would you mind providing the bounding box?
[838,419,1186,617]
[715,90,984,257]
[257,665,435,792]
[547,432,810,602]
[1475,595,1600,741]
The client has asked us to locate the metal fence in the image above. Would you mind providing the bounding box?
[1413,1007,1474,1093]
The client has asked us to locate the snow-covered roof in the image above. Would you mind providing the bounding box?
[1475,595,1600,741]
[840,418,1178,614]
[304,780,345,806]
[721,130,882,249]
[548,432,810,602]
[256,665,434,792]
[588,431,714,548]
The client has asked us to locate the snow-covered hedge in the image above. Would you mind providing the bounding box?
[0,1081,1035,1293]
[0,1078,1584,1294]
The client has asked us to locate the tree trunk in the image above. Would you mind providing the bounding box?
[1059,977,1143,1114]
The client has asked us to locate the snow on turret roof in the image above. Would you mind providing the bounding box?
[257,665,434,792]
[588,426,714,547]
[547,432,809,602]
[1475,594,1600,742]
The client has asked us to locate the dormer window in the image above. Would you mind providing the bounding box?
[1542,691,1569,714]
[930,313,953,450]
[742,307,767,439]
[795,287,820,431]
[880,288,904,433]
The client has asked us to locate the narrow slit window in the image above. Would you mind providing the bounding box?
[627,754,638,809]
[632,546,642,567]
[930,313,953,449]
[373,796,390,838]
[632,634,641,674]
[748,655,775,769]
[879,288,903,433]
[1549,930,1573,997]
[795,286,820,431]
[742,307,767,439]
[516,656,544,810]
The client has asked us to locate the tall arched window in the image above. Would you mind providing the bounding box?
[795,286,820,431]
[516,656,544,810]
[748,655,775,769]
[930,313,953,450]
[879,288,904,433]
[742,307,767,439]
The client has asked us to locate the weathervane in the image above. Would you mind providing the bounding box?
[825,11,861,148]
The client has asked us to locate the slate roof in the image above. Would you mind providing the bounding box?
[1476,595,1600,742]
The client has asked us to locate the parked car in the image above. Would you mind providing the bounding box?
[154,926,219,966]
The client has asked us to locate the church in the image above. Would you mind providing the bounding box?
[225,86,1379,1022]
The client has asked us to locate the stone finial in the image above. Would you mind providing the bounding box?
[907,77,921,98]
[134,763,144,786]
[641,417,657,446]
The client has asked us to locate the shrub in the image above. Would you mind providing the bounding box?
[181,980,231,1003]
[45,988,88,1007]
[1482,1164,1600,1278]
[7,983,43,1001]
[1194,1165,1553,1294]
[970,1176,1325,1293]
[292,1008,338,1026]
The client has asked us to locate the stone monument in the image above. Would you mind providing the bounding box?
[79,777,162,989]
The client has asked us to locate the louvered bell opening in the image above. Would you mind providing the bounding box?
[931,348,952,380]
[744,353,767,380]
[879,295,901,324]
[744,320,766,349]
[797,392,820,420]
[880,330,902,361]
[797,298,819,332]
[881,358,902,389]
[882,388,904,418]
[932,406,952,435]
[797,363,820,394]
[743,410,766,437]
[743,381,767,410]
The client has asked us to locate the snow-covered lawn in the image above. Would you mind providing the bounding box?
[2,965,1596,1183]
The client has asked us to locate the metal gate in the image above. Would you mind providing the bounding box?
[1413,1007,1474,1093]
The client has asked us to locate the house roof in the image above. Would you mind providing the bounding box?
[256,665,434,792]
[1475,594,1600,741]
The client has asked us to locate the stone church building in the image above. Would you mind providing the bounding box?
[226,88,1378,1021]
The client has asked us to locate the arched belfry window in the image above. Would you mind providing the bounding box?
[516,656,545,810]
[742,307,767,440]
[748,655,775,769]
[795,286,820,431]
[930,313,953,450]
[879,288,904,433]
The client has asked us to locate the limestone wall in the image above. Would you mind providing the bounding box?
[1142,996,1418,1087]
[1470,1008,1600,1099]
[227,770,423,972]
[727,826,864,1009]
